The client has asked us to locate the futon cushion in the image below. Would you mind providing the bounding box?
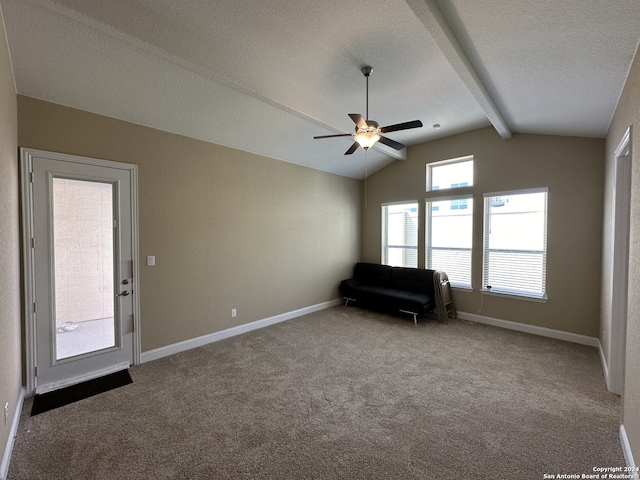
[391,267,435,296]
[353,262,393,287]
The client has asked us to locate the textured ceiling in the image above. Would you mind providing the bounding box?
[2,0,639,179]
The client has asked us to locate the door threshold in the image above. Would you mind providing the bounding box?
[36,361,130,395]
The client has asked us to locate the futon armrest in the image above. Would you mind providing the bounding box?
[340,278,362,289]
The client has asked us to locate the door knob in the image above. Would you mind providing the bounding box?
[116,291,130,297]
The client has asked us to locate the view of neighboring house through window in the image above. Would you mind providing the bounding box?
[425,156,474,287]
[426,196,473,288]
[381,202,418,268]
[427,155,473,191]
[482,188,548,300]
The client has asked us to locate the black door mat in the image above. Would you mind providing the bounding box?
[31,369,133,416]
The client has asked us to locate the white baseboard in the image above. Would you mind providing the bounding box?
[140,299,343,363]
[621,425,637,471]
[456,311,600,347]
[1,387,25,480]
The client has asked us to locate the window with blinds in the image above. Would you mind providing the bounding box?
[381,202,418,268]
[482,188,548,300]
[426,196,473,288]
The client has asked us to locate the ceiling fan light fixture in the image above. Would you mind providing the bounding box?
[354,132,380,149]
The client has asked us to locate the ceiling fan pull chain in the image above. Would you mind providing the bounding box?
[364,149,369,208]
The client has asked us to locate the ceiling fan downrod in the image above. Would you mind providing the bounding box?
[362,66,373,122]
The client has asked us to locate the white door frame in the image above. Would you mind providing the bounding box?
[21,148,141,396]
[609,127,632,395]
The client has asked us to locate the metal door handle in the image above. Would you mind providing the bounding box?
[116,291,130,297]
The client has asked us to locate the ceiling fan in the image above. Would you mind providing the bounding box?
[314,66,423,155]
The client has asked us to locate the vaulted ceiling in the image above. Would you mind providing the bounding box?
[2,0,639,179]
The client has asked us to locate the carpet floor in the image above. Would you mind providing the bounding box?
[8,306,625,479]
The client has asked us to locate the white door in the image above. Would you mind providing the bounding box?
[609,129,632,395]
[22,149,139,394]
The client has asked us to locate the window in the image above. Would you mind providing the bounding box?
[382,202,418,267]
[426,196,473,288]
[482,188,548,300]
[425,156,474,287]
[427,156,473,192]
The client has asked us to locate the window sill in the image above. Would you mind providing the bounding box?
[451,285,473,293]
[480,288,548,303]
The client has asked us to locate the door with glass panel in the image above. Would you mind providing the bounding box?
[27,150,137,394]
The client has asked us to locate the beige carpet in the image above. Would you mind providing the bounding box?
[8,306,625,479]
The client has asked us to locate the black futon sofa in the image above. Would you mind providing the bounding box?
[339,262,452,324]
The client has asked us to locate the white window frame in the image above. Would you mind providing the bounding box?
[381,201,419,268]
[426,155,474,192]
[482,187,548,302]
[425,194,473,289]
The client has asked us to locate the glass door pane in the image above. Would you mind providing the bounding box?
[52,178,116,360]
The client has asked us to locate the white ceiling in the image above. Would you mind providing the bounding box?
[2,0,639,179]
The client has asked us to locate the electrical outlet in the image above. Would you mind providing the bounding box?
[4,402,8,425]
[231,308,237,318]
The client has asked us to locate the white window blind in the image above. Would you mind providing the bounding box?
[426,196,473,288]
[482,188,548,299]
[382,202,418,267]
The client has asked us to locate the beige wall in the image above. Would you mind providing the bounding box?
[17,96,361,352]
[362,127,604,337]
[605,43,640,464]
[0,2,22,468]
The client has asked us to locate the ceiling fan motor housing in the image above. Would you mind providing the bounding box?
[356,120,379,134]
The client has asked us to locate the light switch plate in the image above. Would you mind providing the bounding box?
[146,256,156,267]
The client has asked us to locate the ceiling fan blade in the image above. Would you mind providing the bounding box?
[348,114,368,129]
[379,120,423,134]
[313,133,353,139]
[345,142,360,155]
[378,135,406,150]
